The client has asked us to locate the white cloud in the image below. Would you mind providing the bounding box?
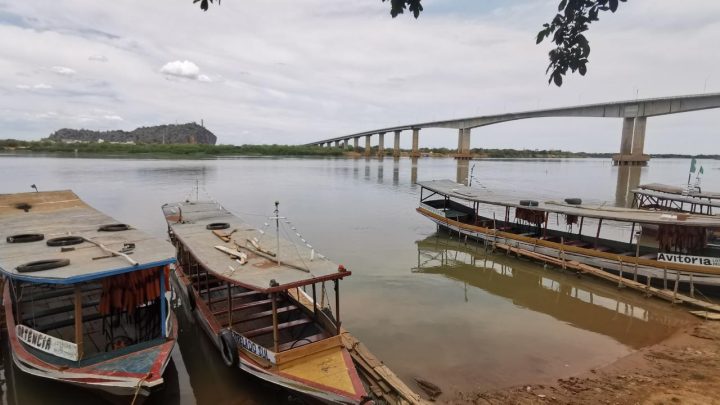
[50,65,76,75]
[160,60,211,82]
[0,0,717,154]
[103,114,123,121]
[88,55,108,62]
[16,83,53,90]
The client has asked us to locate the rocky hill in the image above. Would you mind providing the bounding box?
[47,122,217,145]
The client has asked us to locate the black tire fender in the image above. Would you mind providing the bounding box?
[519,200,539,207]
[206,222,230,230]
[16,259,70,273]
[219,329,239,367]
[564,198,582,205]
[187,289,197,310]
[46,236,84,247]
[6,234,44,243]
[98,223,131,232]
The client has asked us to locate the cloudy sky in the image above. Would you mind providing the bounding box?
[1,0,718,153]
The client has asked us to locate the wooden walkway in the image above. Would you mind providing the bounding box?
[494,242,720,317]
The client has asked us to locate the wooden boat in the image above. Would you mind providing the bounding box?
[0,191,177,401]
[632,183,720,215]
[162,200,425,404]
[416,180,720,295]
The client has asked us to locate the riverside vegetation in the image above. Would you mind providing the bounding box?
[1,139,717,159]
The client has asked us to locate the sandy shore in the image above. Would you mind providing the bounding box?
[441,317,720,404]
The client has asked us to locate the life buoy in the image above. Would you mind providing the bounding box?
[6,233,44,243]
[219,329,239,367]
[46,236,84,247]
[206,222,230,230]
[16,259,70,273]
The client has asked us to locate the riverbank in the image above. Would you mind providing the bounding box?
[449,317,720,404]
[3,140,717,159]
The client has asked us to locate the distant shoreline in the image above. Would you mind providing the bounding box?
[0,140,715,159]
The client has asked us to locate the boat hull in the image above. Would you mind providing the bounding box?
[3,282,177,400]
[169,266,366,404]
[418,207,720,295]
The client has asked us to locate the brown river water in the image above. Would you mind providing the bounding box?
[0,155,717,404]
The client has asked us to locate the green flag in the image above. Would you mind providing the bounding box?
[690,158,697,173]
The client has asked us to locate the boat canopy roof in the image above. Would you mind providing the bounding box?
[418,179,720,227]
[639,183,720,200]
[0,190,176,284]
[162,200,349,293]
[632,188,720,208]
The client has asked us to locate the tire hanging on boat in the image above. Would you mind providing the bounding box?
[219,329,239,367]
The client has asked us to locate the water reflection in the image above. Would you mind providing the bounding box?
[414,234,687,348]
[614,165,643,207]
[456,160,469,185]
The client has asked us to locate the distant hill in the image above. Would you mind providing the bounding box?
[47,122,217,145]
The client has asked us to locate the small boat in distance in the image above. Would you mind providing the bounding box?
[0,190,177,401]
[162,199,425,404]
[416,180,720,295]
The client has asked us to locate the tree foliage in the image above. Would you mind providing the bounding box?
[537,0,627,86]
[193,0,625,86]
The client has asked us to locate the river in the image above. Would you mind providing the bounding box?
[0,155,715,404]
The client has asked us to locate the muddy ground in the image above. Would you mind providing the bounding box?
[441,317,720,405]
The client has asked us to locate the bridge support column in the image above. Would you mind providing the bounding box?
[353,137,359,150]
[334,140,340,147]
[377,132,385,158]
[613,117,650,166]
[410,128,420,157]
[455,128,472,160]
[393,130,401,158]
[365,135,372,156]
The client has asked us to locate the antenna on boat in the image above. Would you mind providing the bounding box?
[195,179,199,201]
[468,164,475,187]
[274,201,281,265]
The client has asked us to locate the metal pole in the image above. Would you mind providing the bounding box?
[274,201,281,265]
[74,285,84,360]
[334,280,341,335]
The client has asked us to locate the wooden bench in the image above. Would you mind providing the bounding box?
[225,305,298,327]
[244,318,313,338]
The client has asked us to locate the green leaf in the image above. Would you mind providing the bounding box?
[558,0,568,11]
[553,72,563,86]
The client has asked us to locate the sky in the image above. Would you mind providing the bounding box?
[0,0,718,153]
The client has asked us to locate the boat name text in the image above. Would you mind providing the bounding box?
[657,253,720,267]
[16,324,78,361]
[234,332,276,363]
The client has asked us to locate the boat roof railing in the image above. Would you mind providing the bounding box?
[162,200,350,293]
[0,190,176,285]
[639,183,720,200]
[632,188,720,209]
[418,179,720,228]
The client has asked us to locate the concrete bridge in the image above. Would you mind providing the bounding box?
[307,92,720,165]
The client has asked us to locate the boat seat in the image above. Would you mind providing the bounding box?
[36,313,105,333]
[212,299,273,317]
[243,318,313,338]
[22,300,100,323]
[278,332,328,351]
[208,290,264,305]
[226,305,298,326]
